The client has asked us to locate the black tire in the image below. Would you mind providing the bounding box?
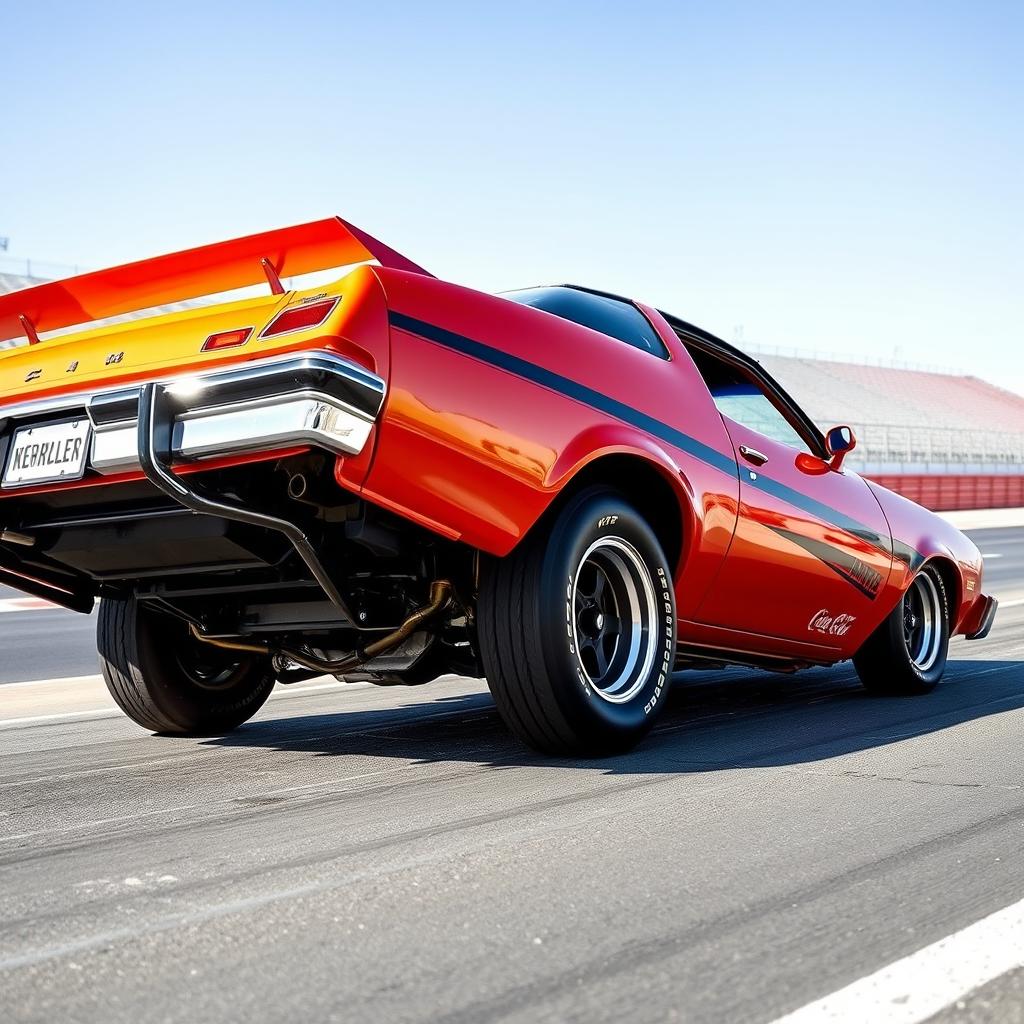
[853,566,950,695]
[98,595,275,734]
[478,487,676,756]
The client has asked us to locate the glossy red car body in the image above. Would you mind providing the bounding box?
[363,268,993,666]
[0,218,996,676]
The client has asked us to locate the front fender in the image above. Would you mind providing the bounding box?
[867,480,985,634]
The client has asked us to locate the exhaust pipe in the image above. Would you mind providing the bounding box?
[287,473,308,500]
[190,580,453,676]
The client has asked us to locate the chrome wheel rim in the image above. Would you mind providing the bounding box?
[904,573,943,672]
[571,537,658,704]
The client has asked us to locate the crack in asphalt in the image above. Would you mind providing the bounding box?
[832,769,1019,791]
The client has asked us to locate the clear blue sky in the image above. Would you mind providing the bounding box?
[4,0,1022,393]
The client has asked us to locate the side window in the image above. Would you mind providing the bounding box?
[503,287,670,358]
[685,344,811,451]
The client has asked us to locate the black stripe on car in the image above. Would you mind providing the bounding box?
[388,311,920,570]
[762,525,885,600]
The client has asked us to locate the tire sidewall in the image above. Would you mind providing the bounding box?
[537,489,676,747]
[134,604,274,733]
[897,567,950,688]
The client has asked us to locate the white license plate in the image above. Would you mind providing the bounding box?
[3,419,91,488]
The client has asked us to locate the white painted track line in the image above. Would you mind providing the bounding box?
[940,507,1024,530]
[0,597,60,613]
[0,596,98,613]
[770,896,1024,1023]
[1,674,102,690]
[0,676,366,697]
[0,709,122,729]
[0,676,372,730]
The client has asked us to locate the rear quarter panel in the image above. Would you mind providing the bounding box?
[361,269,742,620]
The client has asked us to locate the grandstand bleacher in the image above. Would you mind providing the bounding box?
[759,354,1024,509]
[1,272,1021,510]
[0,272,44,295]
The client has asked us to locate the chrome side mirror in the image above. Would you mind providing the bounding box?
[825,425,856,470]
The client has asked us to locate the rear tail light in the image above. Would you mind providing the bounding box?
[202,327,253,351]
[259,297,339,339]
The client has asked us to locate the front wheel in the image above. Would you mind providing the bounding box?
[853,566,950,695]
[98,595,275,734]
[478,487,676,756]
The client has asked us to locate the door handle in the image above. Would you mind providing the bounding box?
[738,445,768,466]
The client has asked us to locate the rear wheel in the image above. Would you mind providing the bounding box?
[853,566,950,695]
[478,487,676,756]
[98,595,275,734]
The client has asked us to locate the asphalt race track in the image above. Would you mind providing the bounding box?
[1,527,1022,1023]
[0,587,97,683]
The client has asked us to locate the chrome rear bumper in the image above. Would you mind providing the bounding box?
[0,352,386,479]
[0,351,385,615]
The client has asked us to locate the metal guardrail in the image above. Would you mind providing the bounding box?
[750,342,968,377]
[0,257,84,280]
[845,423,1024,472]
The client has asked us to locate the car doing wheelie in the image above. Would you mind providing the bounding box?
[0,218,997,754]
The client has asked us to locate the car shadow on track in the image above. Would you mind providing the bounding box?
[203,656,1024,774]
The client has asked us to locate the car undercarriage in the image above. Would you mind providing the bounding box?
[2,449,479,687]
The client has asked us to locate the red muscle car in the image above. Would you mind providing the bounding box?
[0,218,997,754]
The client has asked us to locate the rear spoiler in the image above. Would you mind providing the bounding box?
[0,216,431,344]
